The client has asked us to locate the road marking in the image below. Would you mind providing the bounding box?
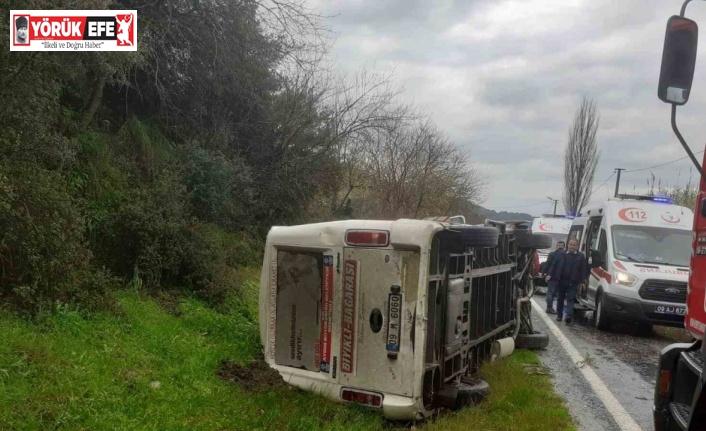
[531,298,643,431]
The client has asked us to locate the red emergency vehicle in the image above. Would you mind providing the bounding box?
[653,3,706,429]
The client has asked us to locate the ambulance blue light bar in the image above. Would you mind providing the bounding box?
[651,196,674,204]
[616,193,674,204]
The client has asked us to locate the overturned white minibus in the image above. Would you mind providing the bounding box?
[259,218,550,420]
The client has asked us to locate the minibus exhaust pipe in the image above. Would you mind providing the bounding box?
[513,295,531,339]
[491,337,515,361]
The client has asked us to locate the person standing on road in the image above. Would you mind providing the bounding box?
[543,241,565,314]
[545,239,588,324]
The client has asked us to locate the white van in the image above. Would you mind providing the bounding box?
[258,219,547,420]
[531,216,573,270]
[569,195,693,332]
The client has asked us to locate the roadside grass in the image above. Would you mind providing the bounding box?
[0,275,383,431]
[422,349,576,431]
[0,268,575,431]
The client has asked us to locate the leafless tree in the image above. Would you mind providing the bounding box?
[358,117,485,219]
[563,96,600,215]
[293,68,417,220]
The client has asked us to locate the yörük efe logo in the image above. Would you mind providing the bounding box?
[10,10,137,51]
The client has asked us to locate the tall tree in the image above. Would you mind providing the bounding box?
[563,96,600,215]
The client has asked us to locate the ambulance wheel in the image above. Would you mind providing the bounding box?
[456,226,499,248]
[457,377,490,406]
[515,331,549,349]
[515,231,552,250]
[594,293,611,331]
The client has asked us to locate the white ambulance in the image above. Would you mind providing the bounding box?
[259,218,547,420]
[569,195,693,332]
[530,215,573,273]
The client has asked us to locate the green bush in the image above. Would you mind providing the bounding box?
[95,167,259,305]
[183,145,255,227]
[95,169,190,287]
[71,130,129,243]
[0,162,117,313]
[181,222,263,305]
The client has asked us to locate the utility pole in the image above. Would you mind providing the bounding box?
[547,197,559,216]
[614,168,626,197]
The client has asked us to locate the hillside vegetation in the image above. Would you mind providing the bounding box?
[1,0,485,313]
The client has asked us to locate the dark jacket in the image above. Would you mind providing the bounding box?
[541,249,562,274]
[548,250,589,284]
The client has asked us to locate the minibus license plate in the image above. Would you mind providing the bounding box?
[387,293,402,352]
[654,305,685,315]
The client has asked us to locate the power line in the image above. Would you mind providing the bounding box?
[492,151,697,212]
[624,149,705,173]
[584,172,616,202]
[557,173,615,217]
[594,172,616,194]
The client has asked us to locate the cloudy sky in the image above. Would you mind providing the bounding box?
[308,0,706,216]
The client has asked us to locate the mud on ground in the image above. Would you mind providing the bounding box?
[217,356,286,392]
[154,291,184,317]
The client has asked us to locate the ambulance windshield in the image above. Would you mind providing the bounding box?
[611,226,691,267]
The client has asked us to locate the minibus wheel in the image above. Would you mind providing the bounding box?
[515,331,549,349]
[458,377,490,405]
[515,231,552,250]
[453,225,499,248]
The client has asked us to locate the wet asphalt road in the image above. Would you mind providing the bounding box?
[530,295,690,431]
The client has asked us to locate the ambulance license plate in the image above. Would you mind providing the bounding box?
[386,293,402,352]
[654,305,685,316]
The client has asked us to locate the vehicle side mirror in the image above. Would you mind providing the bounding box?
[701,198,706,217]
[658,16,699,105]
[590,250,604,268]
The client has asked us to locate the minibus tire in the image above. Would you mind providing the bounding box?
[515,231,552,250]
[515,331,549,349]
[458,378,490,405]
[455,226,499,248]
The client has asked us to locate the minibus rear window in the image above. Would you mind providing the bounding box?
[275,250,323,371]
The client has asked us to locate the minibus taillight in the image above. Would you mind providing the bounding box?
[345,230,389,247]
[341,388,383,407]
